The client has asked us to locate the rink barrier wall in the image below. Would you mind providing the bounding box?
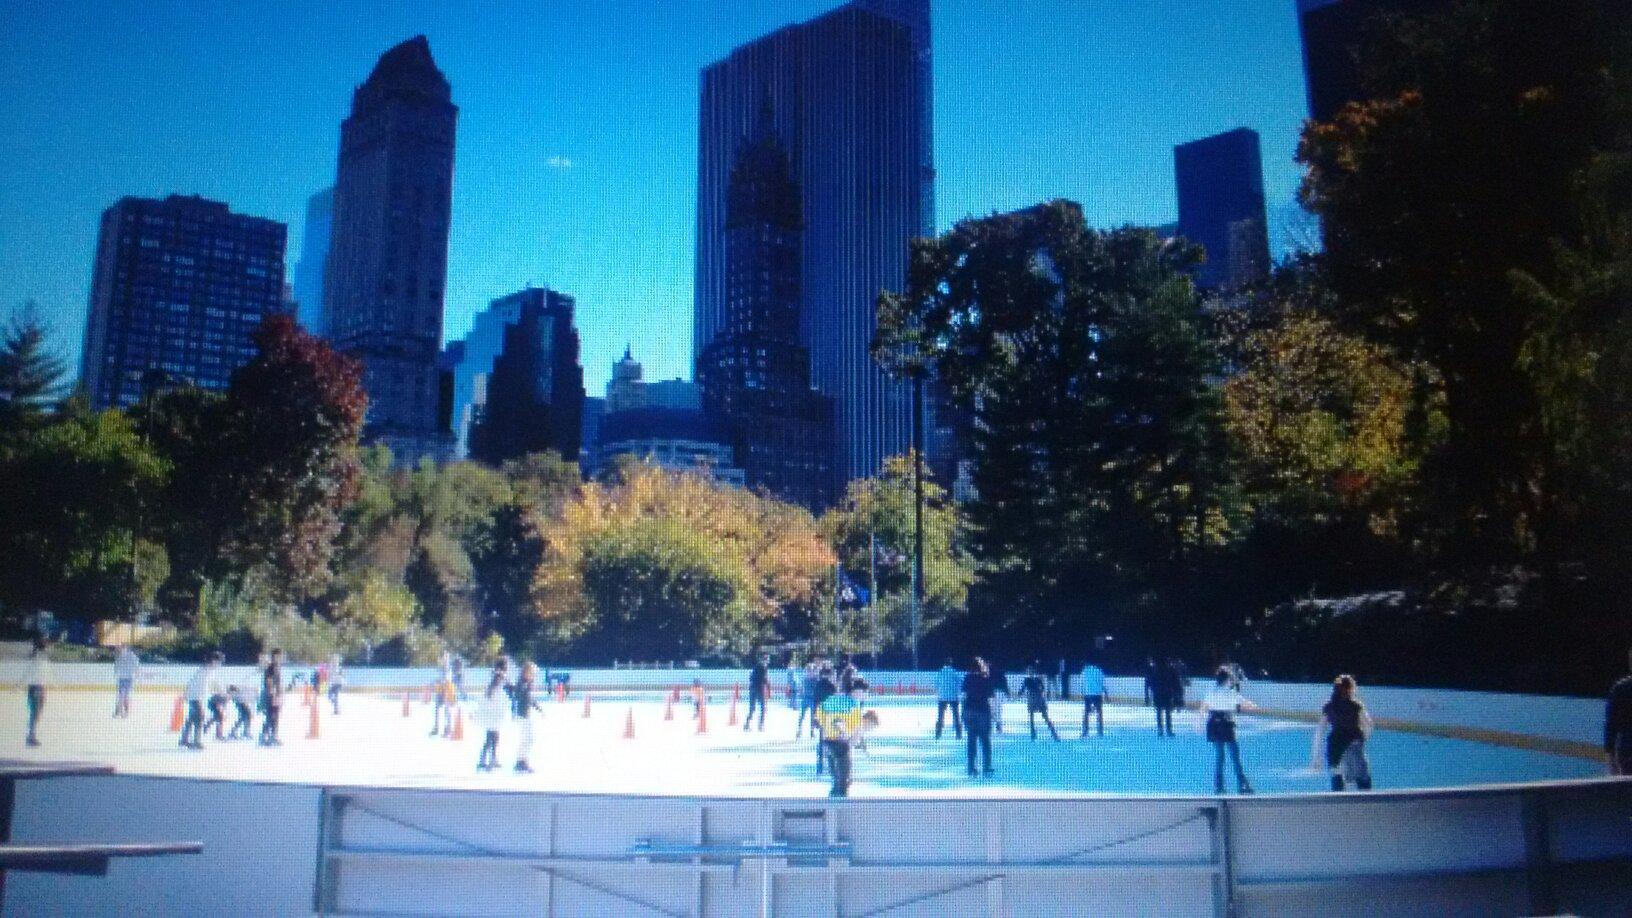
[3,772,1630,917]
[2,663,1609,760]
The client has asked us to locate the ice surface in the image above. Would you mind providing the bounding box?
[0,689,1599,797]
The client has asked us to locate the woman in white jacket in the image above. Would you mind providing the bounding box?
[475,660,510,772]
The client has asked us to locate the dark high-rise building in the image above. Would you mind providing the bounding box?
[291,187,332,335]
[461,288,584,466]
[323,36,457,463]
[1297,0,1449,123]
[1174,128,1270,291]
[80,194,287,409]
[698,109,836,510]
[696,0,933,483]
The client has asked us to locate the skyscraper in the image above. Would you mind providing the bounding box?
[1297,0,1449,123]
[698,106,836,510]
[696,0,933,483]
[323,36,458,463]
[465,288,584,466]
[1173,128,1271,291]
[449,286,580,458]
[80,194,286,409]
[291,187,332,335]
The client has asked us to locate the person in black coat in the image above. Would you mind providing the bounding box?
[1020,665,1060,741]
[745,655,770,732]
[1152,658,1183,737]
[961,657,999,776]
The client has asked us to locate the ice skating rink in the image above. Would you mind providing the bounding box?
[0,688,1600,796]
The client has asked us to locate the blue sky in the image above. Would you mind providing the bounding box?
[0,1,1312,393]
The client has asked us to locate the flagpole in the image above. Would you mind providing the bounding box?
[868,530,878,670]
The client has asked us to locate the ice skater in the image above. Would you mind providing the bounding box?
[23,637,49,748]
[989,662,1011,735]
[817,680,879,797]
[475,661,510,772]
[1079,657,1106,737]
[204,685,228,741]
[181,652,223,750]
[1021,665,1060,741]
[113,643,140,718]
[1313,675,1373,791]
[934,659,962,740]
[258,648,285,746]
[327,654,344,715]
[962,657,999,777]
[227,686,254,739]
[812,664,839,774]
[512,661,546,773]
[1199,667,1255,794]
[431,653,457,737]
[1608,646,1632,776]
[795,661,820,738]
[745,654,769,731]
[1152,658,1182,737]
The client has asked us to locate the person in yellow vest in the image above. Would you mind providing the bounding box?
[431,653,458,737]
[816,678,880,797]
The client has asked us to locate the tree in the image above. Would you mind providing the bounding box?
[1297,0,1629,563]
[216,315,367,600]
[0,408,168,625]
[875,201,1236,649]
[0,308,67,439]
[531,462,832,661]
[820,455,972,654]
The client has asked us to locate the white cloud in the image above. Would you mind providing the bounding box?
[546,155,574,170]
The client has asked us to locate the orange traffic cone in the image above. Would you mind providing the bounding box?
[306,701,320,739]
[402,693,412,717]
[623,707,635,739]
[696,698,708,734]
[670,686,681,703]
[664,697,675,721]
[582,694,592,719]
[555,683,566,703]
[168,696,185,732]
[732,684,741,703]
[450,708,465,741]
[728,695,739,726]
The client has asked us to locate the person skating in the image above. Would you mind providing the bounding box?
[962,657,999,777]
[204,685,228,741]
[113,644,140,718]
[181,652,223,750]
[1313,675,1374,791]
[258,648,285,746]
[795,661,820,738]
[1079,657,1106,738]
[989,662,1011,735]
[451,654,467,701]
[23,637,49,748]
[838,656,860,694]
[1142,657,1157,707]
[1020,665,1060,741]
[1057,658,1070,700]
[431,653,457,737]
[1603,646,1632,775]
[327,654,345,715]
[812,664,839,774]
[512,661,546,773]
[226,686,254,739]
[817,680,879,797]
[1152,658,1181,737]
[745,655,770,732]
[1199,667,1255,794]
[934,660,963,740]
[475,661,510,772]
[785,657,799,710]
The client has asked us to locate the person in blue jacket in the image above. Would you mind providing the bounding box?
[934,660,963,739]
[1079,657,1107,737]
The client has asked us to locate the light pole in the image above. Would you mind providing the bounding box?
[910,373,925,673]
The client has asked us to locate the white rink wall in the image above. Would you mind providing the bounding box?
[2,661,1607,746]
[5,773,1631,917]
